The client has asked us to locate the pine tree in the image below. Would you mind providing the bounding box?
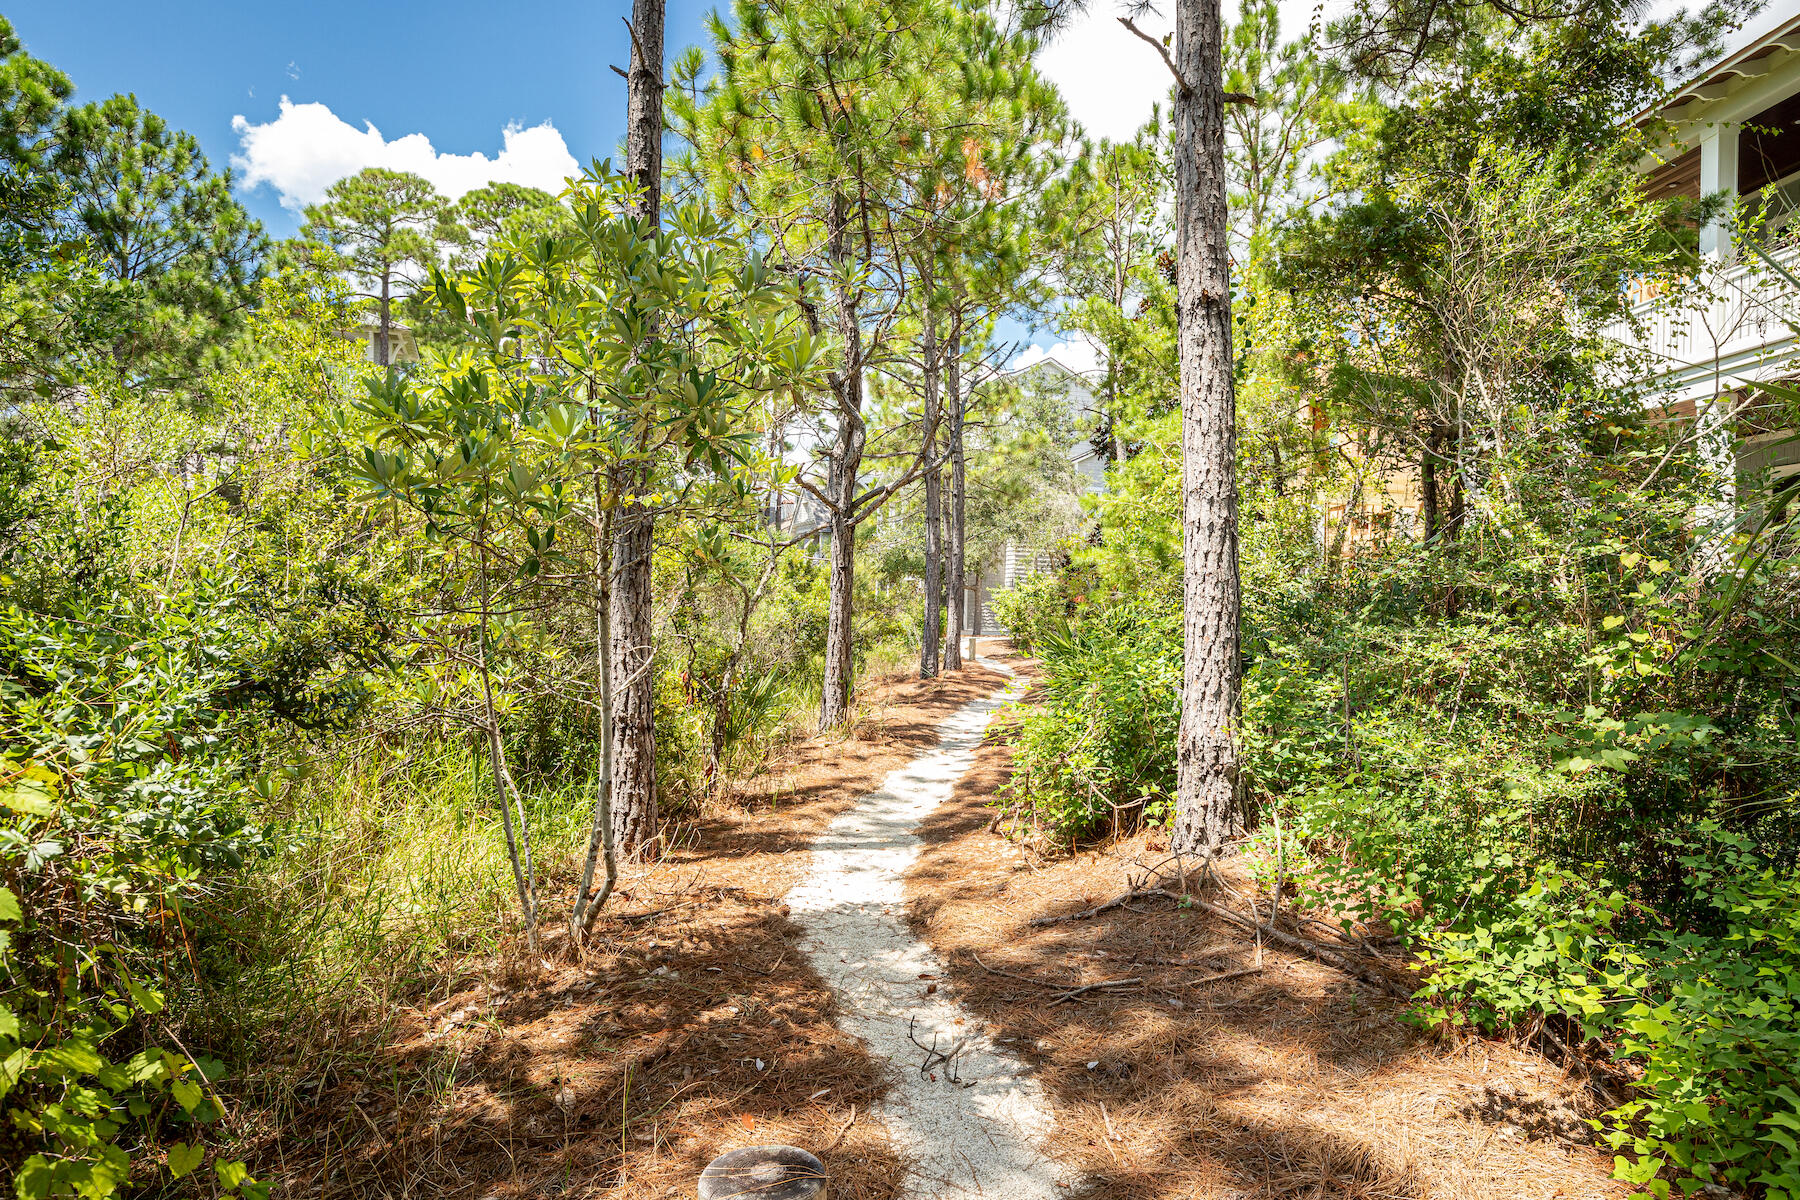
[1223,0,1336,251]
[901,23,1064,675]
[1046,118,1173,464]
[58,93,267,381]
[449,181,560,251]
[674,0,969,727]
[300,168,453,367]
[1169,0,1245,855]
[607,0,668,855]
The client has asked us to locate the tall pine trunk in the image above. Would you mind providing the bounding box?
[919,298,941,680]
[1171,0,1243,857]
[609,0,665,854]
[818,195,866,730]
[377,269,392,368]
[944,317,966,670]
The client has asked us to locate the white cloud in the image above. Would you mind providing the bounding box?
[230,98,581,212]
[1010,337,1104,377]
[1035,0,1343,144]
[1036,10,1176,143]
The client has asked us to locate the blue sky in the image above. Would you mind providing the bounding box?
[3,0,1313,367]
[5,0,1782,370]
[6,1,714,238]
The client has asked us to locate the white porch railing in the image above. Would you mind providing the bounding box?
[1598,238,1800,400]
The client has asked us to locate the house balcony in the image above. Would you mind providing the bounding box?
[1599,236,1800,404]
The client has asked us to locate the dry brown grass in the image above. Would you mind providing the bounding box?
[241,664,1005,1200]
[904,656,1629,1200]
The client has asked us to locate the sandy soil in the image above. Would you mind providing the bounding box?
[904,653,1630,1200]
[784,658,1066,1196]
[240,664,1007,1200]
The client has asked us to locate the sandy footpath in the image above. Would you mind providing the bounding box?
[784,659,1067,1198]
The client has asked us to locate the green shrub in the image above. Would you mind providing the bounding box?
[1417,827,1800,1200]
[999,600,1180,841]
[2,583,279,1199]
[988,568,1079,654]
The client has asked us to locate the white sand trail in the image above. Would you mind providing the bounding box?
[785,659,1069,1197]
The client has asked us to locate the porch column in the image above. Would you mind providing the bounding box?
[1698,121,1740,262]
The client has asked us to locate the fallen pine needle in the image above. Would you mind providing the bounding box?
[971,953,1140,1003]
[826,1105,858,1152]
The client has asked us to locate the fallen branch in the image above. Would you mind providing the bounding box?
[1125,945,1235,967]
[1183,896,1411,998]
[1184,963,1264,988]
[619,900,699,923]
[1050,977,1142,1004]
[972,953,1139,1003]
[1028,888,1179,927]
[825,1104,858,1152]
[1030,889,1411,998]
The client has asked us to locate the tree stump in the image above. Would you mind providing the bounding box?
[697,1145,826,1199]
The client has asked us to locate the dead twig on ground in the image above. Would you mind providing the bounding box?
[1182,964,1264,988]
[825,1105,858,1152]
[906,1016,969,1082]
[1029,888,1411,997]
[1049,977,1143,1003]
[619,901,699,923]
[971,953,1141,1003]
[1098,1101,1122,1165]
[1027,890,1170,927]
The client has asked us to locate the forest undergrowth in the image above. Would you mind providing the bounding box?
[7,0,1800,1197]
[909,657,1636,1199]
[211,662,996,1200]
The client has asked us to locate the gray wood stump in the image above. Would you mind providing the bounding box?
[697,1145,826,1199]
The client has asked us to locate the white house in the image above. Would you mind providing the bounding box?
[962,355,1107,637]
[1603,11,1800,491]
[341,317,421,365]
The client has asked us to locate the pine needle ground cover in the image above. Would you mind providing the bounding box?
[906,655,1628,1200]
[223,666,1003,1199]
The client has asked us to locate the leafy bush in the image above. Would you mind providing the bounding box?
[1,414,383,1197]
[988,568,1078,654]
[1,583,276,1198]
[1418,827,1800,1200]
[999,600,1180,841]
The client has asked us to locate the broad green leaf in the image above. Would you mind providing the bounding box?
[168,1141,204,1179]
[172,1077,204,1113]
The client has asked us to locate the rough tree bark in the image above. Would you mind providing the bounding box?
[944,314,966,670]
[818,193,868,731]
[1171,0,1244,857]
[920,296,942,680]
[609,0,666,854]
[377,267,392,368]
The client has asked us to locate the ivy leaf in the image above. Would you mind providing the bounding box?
[168,1141,204,1179]
[0,781,54,817]
[172,1077,203,1112]
[124,974,164,1015]
[215,1158,250,1189]
[0,887,19,922]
